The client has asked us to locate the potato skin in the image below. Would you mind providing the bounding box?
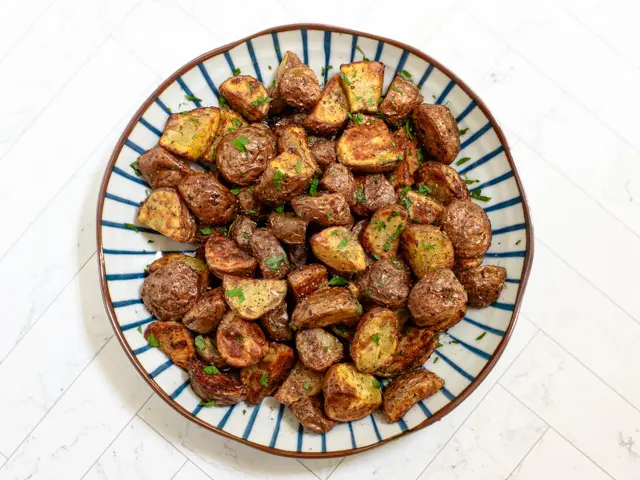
[240,342,295,404]
[351,308,399,373]
[219,75,270,121]
[291,287,361,329]
[408,269,467,330]
[202,108,247,164]
[356,259,411,308]
[361,204,407,260]
[137,146,192,188]
[236,186,267,219]
[296,328,344,371]
[453,255,483,273]
[287,264,328,297]
[337,120,402,172]
[287,244,308,268]
[413,104,460,165]
[323,363,382,422]
[379,76,424,126]
[182,287,227,334]
[267,213,308,245]
[352,174,397,215]
[159,107,219,161]
[137,187,196,243]
[216,312,268,367]
[415,162,469,206]
[194,335,229,369]
[144,321,195,370]
[249,228,290,280]
[292,193,354,227]
[275,361,324,405]
[253,152,315,205]
[401,223,455,278]
[279,64,321,110]
[216,125,277,186]
[303,74,349,136]
[440,200,492,259]
[259,302,293,342]
[188,356,246,406]
[222,276,288,320]
[228,215,257,252]
[457,265,507,308]
[148,253,209,294]
[339,61,385,113]
[375,326,438,377]
[289,395,337,434]
[320,164,357,206]
[141,262,200,321]
[403,191,443,224]
[204,233,257,279]
[177,173,237,225]
[309,227,367,274]
[311,141,338,171]
[389,129,420,188]
[383,369,444,422]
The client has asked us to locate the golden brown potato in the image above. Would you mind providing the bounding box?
[275,361,324,405]
[287,264,328,297]
[236,185,267,219]
[204,233,257,279]
[222,275,288,320]
[402,190,443,224]
[292,286,361,328]
[259,302,293,342]
[356,259,411,308]
[453,255,483,273]
[289,395,337,433]
[249,228,290,280]
[457,265,507,308]
[219,75,270,121]
[267,213,308,245]
[216,312,268,367]
[351,308,399,373]
[137,187,197,243]
[216,125,277,186]
[202,108,247,163]
[194,335,229,369]
[352,174,397,215]
[323,363,382,422]
[296,328,344,371]
[159,107,220,161]
[310,227,367,274]
[380,76,424,126]
[383,369,444,422]
[188,356,246,406]
[141,262,200,321]
[389,129,420,188]
[303,74,349,136]
[375,326,438,377]
[240,342,295,404]
[137,146,193,188]
[415,162,469,206]
[279,64,321,110]
[401,223,455,278]
[337,119,402,172]
[148,253,209,294]
[291,193,354,227]
[440,200,492,259]
[408,269,467,330]
[228,215,257,252]
[254,152,316,205]
[144,321,195,370]
[310,140,337,171]
[182,287,227,334]
[276,126,316,167]
[274,51,303,92]
[413,104,460,165]
[177,173,237,225]
[339,61,384,113]
[361,204,407,260]
[320,163,357,206]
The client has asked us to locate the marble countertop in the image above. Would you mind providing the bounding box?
[1,0,639,478]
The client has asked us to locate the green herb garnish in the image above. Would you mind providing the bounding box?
[233,67,241,76]
[203,365,220,375]
[130,160,142,177]
[194,335,206,352]
[401,69,412,79]
[337,238,348,249]
[275,204,285,213]
[309,177,319,196]
[295,159,302,174]
[455,157,471,166]
[200,226,214,235]
[264,254,287,272]
[230,188,241,195]
[147,333,161,348]
[459,127,469,135]
[470,189,491,202]
[272,170,285,190]
[328,276,349,286]
[250,96,273,108]
[476,332,487,340]
[355,45,369,61]
[321,65,333,76]
[226,288,245,303]
[372,379,381,389]
[232,136,250,152]
[356,185,366,204]
[340,72,351,86]
[199,400,217,407]
[391,85,403,94]
[260,373,269,387]
[124,223,139,233]
[185,94,202,103]
[137,325,142,334]
[303,381,311,391]
[371,333,380,345]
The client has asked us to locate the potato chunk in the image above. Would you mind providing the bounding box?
[303,74,349,136]
[204,233,257,279]
[379,76,424,126]
[144,321,195,370]
[401,224,455,278]
[141,262,200,321]
[278,65,321,110]
[254,152,315,205]
[275,361,324,405]
[177,173,236,225]
[216,312,268,367]
[389,129,420,188]
[351,308,399,373]
[291,287,361,329]
[148,253,209,294]
[337,120,401,172]
[296,328,344,371]
[457,265,507,308]
[320,163,357,206]
[240,343,295,404]
[188,356,246,406]
[415,162,469,206]
[440,200,492,259]
[267,213,308,245]
[137,187,196,243]
[339,61,384,113]
[402,190,443,224]
[292,193,354,227]
[216,125,277,186]
[202,108,247,163]
[413,104,460,165]
[249,228,290,280]
[259,302,293,342]
[356,259,411,308]
[361,204,407,260]
[194,335,229,369]
[219,75,270,121]
[383,369,444,422]
[137,146,192,188]
[290,395,337,434]
[323,363,382,422]
[352,174,397,215]
[159,107,219,161]
[222,276,287,320]
[310,226,366,274]
[276,126,315,167]
[408,269,467,330]
[228,215,257,252]
[182,287,227,334]
[375,327,438,377]
[287,264,328,297]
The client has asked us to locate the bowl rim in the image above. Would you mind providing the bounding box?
[96,23,535,458]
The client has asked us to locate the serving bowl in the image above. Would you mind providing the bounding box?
[96,24,533,458]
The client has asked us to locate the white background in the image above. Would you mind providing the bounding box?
[1,0,639,478]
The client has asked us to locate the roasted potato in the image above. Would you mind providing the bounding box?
[401,223,455,278]
[457,265,507,308]
[311,140,338,171]
[276,126,315,167]
[296,328,344,371]
[382,369,444,422]
[356,259,411,308]
[188,356,246,406]
[389,129,421,188]
[453,255,483,273]
[259,302,293,342]
[413,104,460,165]
[144,321,195,369]
[415,162,469,206]
[219,75,270,121]
[240,342,295,404]
[290,395,337,434]
[292,287,361,328]
[323,363,382,422]
[408,269,467,330]
[148,253,209,294]
[182,287,227,334]
[137,187,197,243]
[222,275,287,320]
[205,233,257,279]
[236,185,267,219]
[194,335,229,369]
[337,119,402,172]
[375,326,438,377]
[309,226,366,274]
[379,76,424,126]
[291,193,354,227]
[303,74,349,136]
[352,174,397,215]
[249,228,290,280]
[267,213,308,245]
[440,200,492,259]
[351,308,399,373]
[141,262,200,321]
[274,361,324,405]
[402,190,443,224]
[159,107,220,161]
[228,215,257,252]
[177,173,237,225]
[216,312,268,367]
[320,163,357,206]
[287,264,328,297]
[253,152,316,205]
[202,108,247,163]
[286,244,307,269]
[279,64,321,110]
[361,204,407,260]
[216,125,277,185]
[330,325,355,343]
[273,51,303,95]
[137,146,193,188]
[339,61,384,113]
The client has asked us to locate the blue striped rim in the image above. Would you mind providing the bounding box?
[370,415,382,442]
[246,40,263,83]
[271,32,282,63]
[301,29,308,64]
[197,63,220,99]
[297,422,304,452]
[458,146,504,175]
[398,419,408,431]
[150,359,173,379]
[473,171,514,191]
[170,380,190,399]
[462,317,505,336]
[441,387,455,401]
[350,35,358,62]
[217,405,235,429]
[456,101,477,123]
[493,223,526,235]
[224,51,236,73]
[446,334,492,360]
[435,80,455,104]
[485,250,525,258]
[484,197,522,213]
[492,302,515,311]
[321,433,327,453]
[112,166,150,187]
[418,401,432,417]
[106,272,146,281]
[242,404,261,439]
[176,77,202,107]
[393,50,409,78]
[418,64,434,89]
[347,421,356,448]
[121,316,154,331]
[434,350,475,382]
[103,248,194,255]
[192,404,203,416]
[139,117,161,136]
[269,404,285,448]
[113,299,143,308]
[155,98,171,115]
[125,139,145,155]
[374,41,384,61]
[461,122,491,149]
[101,220,158,235]
[133,344,151,355]
[105,192,140,207]
[505,278,520,284]
[323,31,331,84]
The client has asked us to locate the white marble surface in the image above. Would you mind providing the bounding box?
[0,0,638,478]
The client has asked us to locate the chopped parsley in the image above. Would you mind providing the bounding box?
[383,242,391,251]
[372,379,381,389]
[417,185,432,195]
[250,96,273,108]
[289,322,298,332]
[260,373,269,387]
[391,257,402,268]
[355,304,363,316]
[230,188,241,195]
[404,119,414,139]
[459,127,469,135]
[337,238,348,249]
[248,82,254,92]
[371,220,386,232]
[340,72,351,86]
[272,170,285,190]
[185,94,202,103]
[401,69,412,79]
[371,333,380,345]
[124,223,139,233]
[363,289,372,296]
[417,148,424,164]
[226,287,245,303]
[455,157,471,166]
[194,335,206,352]
[235,336,243,342]
[275,204,285,213]
[199,400,217,407]
[356,185,366,204]
[200,226,214,235]
[203,365,220,375]
[232,136,250,152]
[515,239,522,245]
[391,85,403,94]
[372,253,380,260]
[355,45,369,61]
[476,332,487,340]
[233,67,241,76]
[147,333,161,348]
[309,177,319,196]
[295,159,302,174]
[433,357,439,363]
[321,65,333,76]
[303,381,311,391]
[264,254,287,272]
[243,231,250,238]
[130,160,142,177]
[470,189,491,202]
[137,325,143,334]
[422,242,436,250]
[347,112,365,125]
[464,179,480,185]
[328,276,349,286]
[218,96,229,109]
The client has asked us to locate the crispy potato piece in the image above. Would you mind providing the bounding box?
[351,308,399,373]
[279,65,321,110]
[236,185,267,219]
[375,327,437,377]
[267,213,308,245]
[339,61,384,113]
[216,125,277,186]
[137,146,192,188]
[379,76,424,126]
[148,253,209,294]
[142,262,200,321]
[292,287,361,328]
[413,104,460,165]
[228,215,257,252]
[361,204,407,260]
[188,356,246,406]
[177,173,236,225]
[457,265,507,308]
[415,162,469,206]
[383,369,444,422]
[202,109,247,163]
[323,363,382,421]
[205,233,257,279]
[194,335,229,369]
[219,75,270,121]
[254,152,316,205]
[144,321,195,369]
[276,125,316,167]
[303,74,349,136]
[408,269,467,329]
[296,328,344,371]
[287,243,308,268]
[453,255,483,273]
[182,288,227,334]
[259,302,293,342]
[291,193,354,227]
[275,51,303,90]
[403,190,443,224]
[216,312,268,367]
[250,228,291,280]
[159,107,219,161]
[222,276,287,320]
[240,342,295,404]
[310,227,366,274]
[275,361,324,405]
[311,141,337,171]
[352,174,397,215]
[389,129,421,188]
[290,395,337,433]
[320,163,357,206]
[287,264,328,297]
[356,259,411,308]
[440,200,492,259]
[337,120,402,172]
[137,187,196,243]
[401,224,455,278]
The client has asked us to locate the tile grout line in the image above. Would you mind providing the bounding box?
[504,425,550,479]
[297,459,324,480]
[169,459,189,480]
[324,457,346,480]
[187,458,216,480]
